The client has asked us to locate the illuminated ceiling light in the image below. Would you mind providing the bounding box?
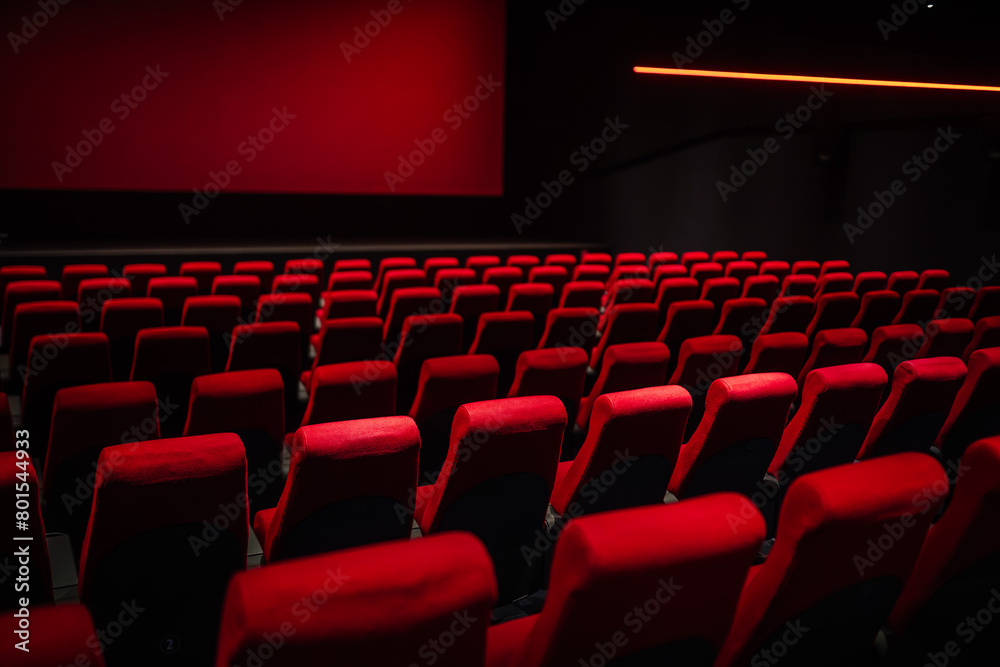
[632,66,1000,93]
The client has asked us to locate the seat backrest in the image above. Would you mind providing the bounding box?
[656,299,715,354]
[742,332,809,377]
[781,274,817,297]
[615,251,647,267]
[211,275,260,313]
[179,261,222,293]
[759,260,790,284]
[791,260,821,276]
[375,256,417,291]
[917,268,949,291]
[819,259,850,276]
[651,264,688,293]
[100,297,164,340]
[131,326,210,382]
[536,306,598,350]
[508,254,541,271]
[690,262,723,286]
[184,369,284,443]
[853,270,888,296]
[852,289,901,335]
[233,260,275,291]
[528,265,569,297]
[393,313,463,368]
[318,288,378,320]
[813,271,854,297]
[805,292,860,340]
[326,269,374,291]
[700,277,741,312]
[935,347,1000,460]
[9,300,81,376]
[2,280,63,345]
[181,294,241,334]
[725,260,758,283]
[572,264,610,282]
[714,297,767,337]
[302,360,396,426]
[892,289,940,325]
[888,270,920,294]
[648,251,678,268]
[795,327,868,389]
[450,284,501,344]
[483,266,523,305]
[558,280,603,309]
[61,264,109,300]
[680,250,709,268]
[916,318,974,359]
[283,258,323,278]
[589,303,659,370]
[226,321,301,386]
[377,268,426,318]
[469,310,534,356]
[969,286,1000,320]
[545,253,578,269]
[964,315,1000,361]
[577,342,670,430]
[759,296,814,335]
[742,274,780,303]
[255,292,313,338]
[423,256,460,284]
[857,357,967,460]
[332,258,371,272]
[742,250,768,263]
[935,286,975,319]
[382,287,441,344]
[863,323,924,378]
[668,334,743,390]
[0,265,47,312]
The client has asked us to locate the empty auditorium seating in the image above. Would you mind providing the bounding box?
[382,286,440,345]
[648,250,679,268]
[616,251,647,267]
[536,306,599,351]
[450,284,501,349]
[552,386,691,516]
[101,297,164,380]
[147,276,198,325]
[853,270,888,296]
[558,279,603,309]
[572,263,610,282]
[255,416,420,562]
[61,263,109,300]
[483,265,523,305]
[131,326,210,436]
[467,311,534,396]
[316,288,377,323]
[725,259,758,284]
[326,269,373,291]
[852,289,902,335]
[758,296,814,335]
[888,270,920,294]
[0,604,103,666]
[714,298,767,351]
[8,300,80,384]
[813,271,854,297]
[935,286,975,319]
[507,282,554,343]
[508,254,542,272]
[44,380,160,554]
[608,264,649,286]
[669,373,796,500]
[680,250,709,268]
[423,256,460,284]
[466,254,501,280]
[690,261,723,286]
[181,294,242,370]
[211,274,260,319]
[180,261,223,293]
[544,253,577,268]
[0,264,47,312]
[780,273,817,297]
[299,360,396,427]
[528,265,569,297]
[651,263,688,291]
[743,250,768,263]
[856,357,967,460]
[508,347,588,451]
[893,288,940,325]
[670,334,743,438]
[582,251,613,265]
[374,257,417,292]
[657,300,715,371]
[393,313,464,411]
[741,332,809,377]
[935,347,1000,462]
[791,259,820,276]
[700,276,741,312]
[602,277,655,316]
[795,327,868,391]
[1,452,52,610]
[715,453,948,667]
[256,292,313,364]
[963,315,1000,361]
[759,260,791,284]
[577,342,669,431]
[819,259,850,276]
[217,533,495,667]
[1,279,62,349]
[233,259,275,291]
[589,303,659,372]
[742,274,780,303]
[409,354,499,481]
[917,268,950,291]
[226,321,301,409]
[333,258,371,273]
[916,318,974,358]
[273,272,321,305]
[77,276,131,329]
[969,285,1000,320]
[416,395,563,602]
[863,323,924,379]
[654,276,700,327]
[305,317,384,387]
[78,434,247,664]
[434,267,477,298]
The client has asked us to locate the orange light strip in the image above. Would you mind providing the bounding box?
[633,66,1000,92]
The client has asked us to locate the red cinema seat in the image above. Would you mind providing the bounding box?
[714,297,767,345]
[1,279,62,350]
[851,289,901,335]
[935,286,975,319]
[375,256,417,292]
[508,347,588,453]
[795,327,868,392]
[715,453,948,667]
[226,321,301,410]
[179,260,222,294]
[669,373,796,500]
[651,263,688,292]
[416,396,563,602]
[935,347,1000,462]
[8,300,80,385]
[916,318,974,359]
[483,266,523,306]
[211,274,260,319]
[326,269,373,291]
[382,286,441,345]
[917,268,950,291]
[589,303,659,372]
[892,289,940,325]
[0,604,103,666]
[654,276,700,329]
[581,251,612,265]
[299,360,396,429]
[0,453,52,610]
[316,288,377,323]
[819,259,850,276]
[725,260,758,284]
[791,259,820,276]
[551,386,691,517]
[853,270,888,296]
[969,286,1000,320]
[700,277,741,313]
[680,251,709,269]
[22,332,111,448]
[147,276,198,325]
[507,254,541,272]
[743,250,768,263]
[528,265,569,298]
[304,317,383,386]
[888,270,920,294]
[857,357,967,460]
[393,314,464,412]
[863,324,925,379]
[78,434,247,664]
[963,315,1000,361]
[615,251,647,267]
[768,363,887,488]
[487,494,765,667]
[742,332,809,378]
[256,292,313,365]
[537,306,599,351]
[434,268,477,300]
[182,295,242,371]
[61,263,109,300]
[0,394,13,452]
[422,257,461,285]
[758,296,814,336]
[780,273,817,297]
[216,533,495,667]
[657,300,715,369]
[601,277,654,317]
[467,311,534,396]
[742,274,780,304]
[888,437,1000,664]
[450,284,501,349]
[272,273,320,306]
[544,253,577,269]
[0,264,47,312]
[100,297,164,380]
[44,381,160,555]
[130,326,210,436]
[233,260,274,291]
[759,260,791,284]
[283,258,323,281]
[668,335,743,437]
[77,277,132,329]
[712,250,739,266]
[122,264,167,296]
[689,261,723,287]
[813,271,854,297]
[254,416,419,562]
[572,263,610,282]
[332,258,371,273]
[409,355,498,482]
[648,250,679,268]
[466,254,502,280]
[507,283,554,344]
[558,280,604,309]
[577,342,670,431]
[607,264,649,286]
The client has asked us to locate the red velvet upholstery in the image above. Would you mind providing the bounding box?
[714,297,767,337]
[863,324,924,378]
[780,273,817,297]
[572,263,610,282]
[100,297,164,359]
[969,286,1000,320]
[77,277,132,329]
[616,251,647,267]
[700,277,741,313]
[306,317,385,384]
[393,314,464,411]
[258,416,420,561]
[656,300,715,362]
[283,258,324,279]
[377,268,428,318]
[690,262,723,287]
[450,284,501,347]
[423,256,460,285]
[935,286,975,319]
[892,289,940,325]
[742,274,780,304]
[536,306,598,351]
[226,321,301,402]
[716,453,947,667]
[581,251,613,265]
[577,342,670,430]
[272,274,321,308]
[790,260,820,276]
[1,280,62,349]
[333,258,371,273]
[670,373,796,499]
[651,263,688,293]
[506,282,554,317]
[888,270,920,294]
[935,347,1000,459]
[146,276,198,325]
[668,334,742,388]
[256,293,313,364]
[819,259,850,276]
[742,332,809,377]
[769,363,887,481]
[61,263,109,300]
[857,357,967,460]
[712,250,739,266]
[487,494,764,667]
[316,289,377,324]
[795,327,868,390]
[211,274,260,314]
[326,269,373,291]
[508,254,542,271]
[813,272,853,298]
[758,296,814,335]
[179,261,222,294]
[648,251,679,268]
[300,360,396,427]
[607,264,649,285]
[0,604,104,666]
[181,295,241,334]
[528,265,569,297]
[467,254,502,280]
[853,271,888,296]
[916,318,974,359]
[590,303,659,371]
[375,256,417,291]
[804,292,860,340]
[654,277,700,328]
[130,326,210,435]
[9,300,80,380]
[743,251,768,263]
[917,269,949,291]
[508,347,588,406]
[758,260,791,284]
[0,265,47,312]
[233,260,275,291]
[217,532,496,667]
[483,266,523,305]
[889,437,1000,635]
[725,260,758,284]
[544,253,578,268]
[434,268,477,296]
[382,286,441,344]
[184,369,284,442]
[558,280,603,309]
[963,315,1000,361]
[0,452,52,609]
[551,385,691,515]
[681,251,710,269]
